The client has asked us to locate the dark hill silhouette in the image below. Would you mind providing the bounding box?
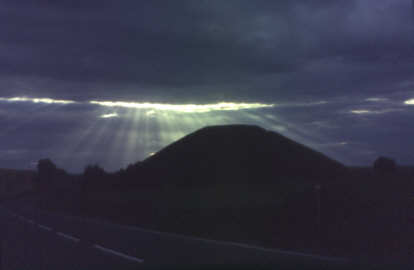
[139,125,345,188]
[23,126,414,263]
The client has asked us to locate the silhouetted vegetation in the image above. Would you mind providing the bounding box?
[36,159,67,195]
[82,164,110,190]
[0,169,35,200]
[373,156,397,174]
[34,159,80,211]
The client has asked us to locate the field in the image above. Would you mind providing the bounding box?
[0,169,35,200]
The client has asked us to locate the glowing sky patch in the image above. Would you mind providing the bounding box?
[0,96,275,114]
[100,113,119,119]
[281,100,328,107]
[404,99,414,105]
[0,96,75,104]
[146,110,156,116]
[90,100,274,113]
[350,110,372,114]
[350,108,403,115]
[365,98,388,102]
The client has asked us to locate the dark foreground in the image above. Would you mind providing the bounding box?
[0,201,411,270]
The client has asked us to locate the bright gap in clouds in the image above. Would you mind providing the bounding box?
[0,96,275,113]
[365,98,388,102]
[350,110,372,114]
[350,108,404,115]
[89,100,275,113]
[100,113,119,118]
[404,99,414,105]
[0,95,350,171]
[0,96,75,104]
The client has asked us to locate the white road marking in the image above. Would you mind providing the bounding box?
[109,223,348,262]
[7,208,342,264]
[93,244,144,263]
[7,210,145,264]
[31,208,346,262]
[38,224,53,231]
[56,232,80,243]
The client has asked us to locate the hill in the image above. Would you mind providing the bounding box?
[136,125,345,189]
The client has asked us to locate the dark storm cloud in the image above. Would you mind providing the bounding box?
[0,0,412,101]
[1,0,286,85]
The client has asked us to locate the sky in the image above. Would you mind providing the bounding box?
[0,0,413,172]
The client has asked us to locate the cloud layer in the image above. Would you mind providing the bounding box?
[0,0,412,101]
[0,1,414,171]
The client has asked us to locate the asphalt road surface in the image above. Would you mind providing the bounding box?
[0,204,410,270]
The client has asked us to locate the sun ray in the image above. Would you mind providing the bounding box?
[0,95,284,171]
[104,108,138,169]
[60,108,120,170]
[122,109,145,165]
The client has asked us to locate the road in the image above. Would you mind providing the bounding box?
[0,204,410,270]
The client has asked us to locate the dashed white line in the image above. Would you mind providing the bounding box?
[109,223,347,262]
[93,244,144,263]
[19,208,344,263]
[7,210,144,264]
[38,224,53,231]
[56,232,80,243]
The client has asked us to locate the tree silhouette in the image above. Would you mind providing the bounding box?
[36,158,59,193]
[36,159,63,208]
[82,164,109,192]
[37,159,57,180]
[80,164,108,214]
[373,156,396,174]
[83,164,106,180]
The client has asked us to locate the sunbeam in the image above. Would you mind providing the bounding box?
[105,108,139,169]
[59,108,122,170]
[0,95,352,170]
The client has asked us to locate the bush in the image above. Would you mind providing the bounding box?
[373,156,396,174]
